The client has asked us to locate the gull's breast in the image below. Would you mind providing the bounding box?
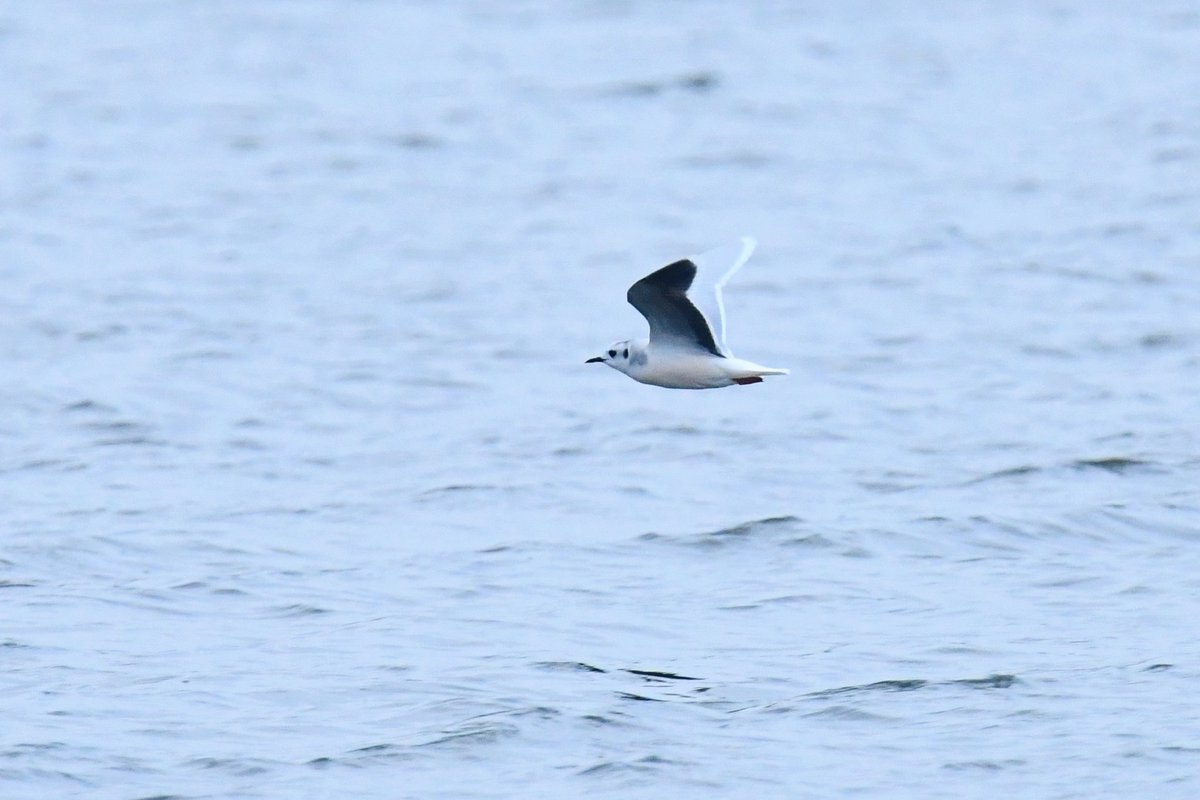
[629,350,735,389]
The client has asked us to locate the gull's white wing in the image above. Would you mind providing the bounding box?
[685,236,756,357]
[625,236,756,357]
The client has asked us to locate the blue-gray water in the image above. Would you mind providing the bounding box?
[3,2,1200,798]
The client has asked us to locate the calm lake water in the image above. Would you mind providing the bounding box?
[3,1,1199,798]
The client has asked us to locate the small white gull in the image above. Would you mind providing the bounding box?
[586,237,788,389]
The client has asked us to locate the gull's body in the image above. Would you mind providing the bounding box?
[587,237,788,390]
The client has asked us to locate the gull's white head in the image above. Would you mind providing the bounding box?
[585,339,644,376]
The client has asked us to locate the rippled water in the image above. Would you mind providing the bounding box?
[4,1,1200,798]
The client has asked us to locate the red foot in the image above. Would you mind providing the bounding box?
[733,377,763,385]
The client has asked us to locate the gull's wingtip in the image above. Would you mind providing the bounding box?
[737,235,757,266]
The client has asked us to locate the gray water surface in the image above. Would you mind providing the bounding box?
[3,2,1200,798]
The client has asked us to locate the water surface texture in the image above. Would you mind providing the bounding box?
[4,2,1200,798]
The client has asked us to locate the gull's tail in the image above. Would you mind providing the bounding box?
[726,358,789,383]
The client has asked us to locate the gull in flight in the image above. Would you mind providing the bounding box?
[586,237,788,389]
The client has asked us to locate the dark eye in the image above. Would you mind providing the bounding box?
[622,348,628,359]
[608,350,616,357]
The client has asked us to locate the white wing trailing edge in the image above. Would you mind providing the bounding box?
[685,235,756,357]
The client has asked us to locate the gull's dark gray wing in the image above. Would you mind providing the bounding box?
[626,259,723,357]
